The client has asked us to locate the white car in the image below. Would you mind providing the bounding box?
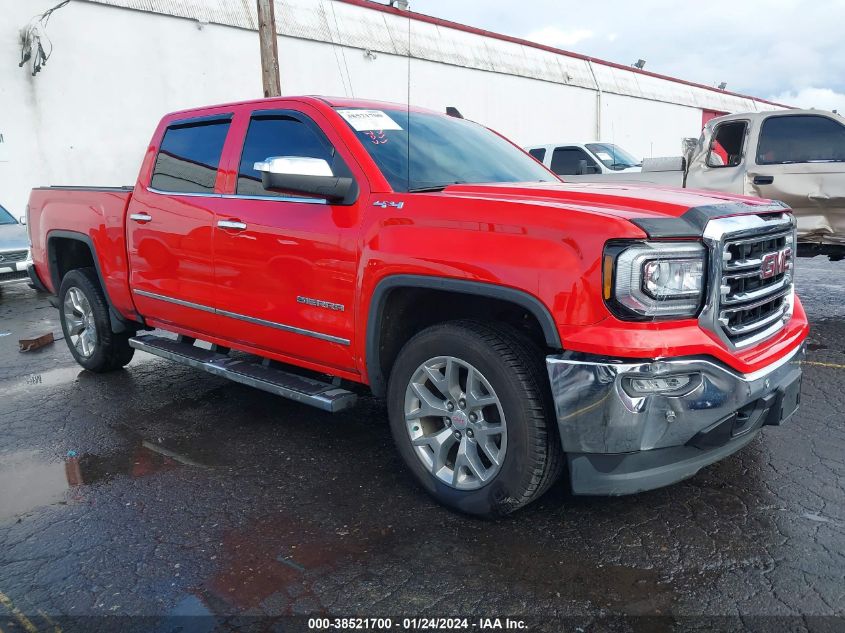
[0,203,33,288]
[526,142,642,177]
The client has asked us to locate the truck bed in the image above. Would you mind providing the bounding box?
[28,185,138,320]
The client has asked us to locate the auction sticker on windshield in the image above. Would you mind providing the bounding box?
[337,109,403,132]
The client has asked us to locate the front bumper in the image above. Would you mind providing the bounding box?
[0,258,33,286]
[545,343,805,496]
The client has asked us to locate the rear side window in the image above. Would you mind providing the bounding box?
[550,147,598,175]
[528,148,546,162]
[757,115,845,165]
[150,118,231,193]
[237,114,342,197]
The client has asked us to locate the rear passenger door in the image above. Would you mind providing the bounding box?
[127,114,233,335]
[211,107,362,372]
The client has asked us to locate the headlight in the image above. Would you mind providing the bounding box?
[604,241,706,319]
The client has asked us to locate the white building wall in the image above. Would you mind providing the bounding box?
[0,0,785,215]
[600,94,704,158]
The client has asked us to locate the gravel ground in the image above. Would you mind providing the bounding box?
[0,257,843,632]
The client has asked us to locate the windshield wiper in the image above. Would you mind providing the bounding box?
[408,185,449,193]
[408,181,466,193]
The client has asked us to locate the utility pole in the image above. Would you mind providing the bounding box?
[256,0,281,97]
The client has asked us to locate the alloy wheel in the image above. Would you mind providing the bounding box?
[404,356,507,490]
[63,287,98,358]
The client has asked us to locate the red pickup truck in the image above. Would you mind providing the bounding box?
[27,96,808,516]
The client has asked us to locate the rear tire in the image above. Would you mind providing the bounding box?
[59,268,134,372]
[387,320,563,517]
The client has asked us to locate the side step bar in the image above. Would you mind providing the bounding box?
[129,335,357,413]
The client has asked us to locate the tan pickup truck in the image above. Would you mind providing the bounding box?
[560,110,845,260]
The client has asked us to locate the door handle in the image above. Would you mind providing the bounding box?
[753,175,774,185]
[217,219,247,231]
[129,212,152,223]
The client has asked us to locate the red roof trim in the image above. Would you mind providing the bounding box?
[335,0,791,109]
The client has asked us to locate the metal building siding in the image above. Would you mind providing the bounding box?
[81,0,783,113]
[83,0,257,28]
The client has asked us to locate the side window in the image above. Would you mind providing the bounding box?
[237,114,343,197]
[707,121,747,168]
[150,119,231,193]
[550,147,598,175]
[528,148,546,163]
[757,115,845,165]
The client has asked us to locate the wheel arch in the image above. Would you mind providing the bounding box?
[365,275,562,397]
[47,230,136,334]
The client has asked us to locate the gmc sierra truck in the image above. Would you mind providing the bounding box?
[27,97,808,516]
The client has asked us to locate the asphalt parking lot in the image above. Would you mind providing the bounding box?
[1,258,844,632]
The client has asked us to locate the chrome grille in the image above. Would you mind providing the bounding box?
[0,250,29,264]
[713,216,795,348]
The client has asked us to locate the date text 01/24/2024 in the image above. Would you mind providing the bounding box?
[307,618,528,630]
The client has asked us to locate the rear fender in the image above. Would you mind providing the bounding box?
[47,230,139,333]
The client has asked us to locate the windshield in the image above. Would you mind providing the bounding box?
[0,205,16,225]
[336,108,558,192]
[585,143,642,170]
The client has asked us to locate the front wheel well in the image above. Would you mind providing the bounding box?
[367,280,561,397]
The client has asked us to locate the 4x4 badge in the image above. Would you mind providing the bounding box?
[373,201,404,209]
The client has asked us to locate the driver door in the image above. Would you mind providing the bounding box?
[211,108,362,372]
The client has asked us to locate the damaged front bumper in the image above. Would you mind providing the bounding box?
[545,343,805,496]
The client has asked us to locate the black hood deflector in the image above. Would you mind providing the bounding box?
[630,200,790,238]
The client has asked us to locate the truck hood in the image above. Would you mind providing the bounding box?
[0,223,29,251]
[442,181,788,237]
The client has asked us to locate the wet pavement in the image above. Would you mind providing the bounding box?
[0,258,844,632]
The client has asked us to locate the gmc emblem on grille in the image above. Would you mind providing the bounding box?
[760,248,792,279]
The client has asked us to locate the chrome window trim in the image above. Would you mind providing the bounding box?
[699,213,796,350]
[146,187,328,205]
[133,289,350,346]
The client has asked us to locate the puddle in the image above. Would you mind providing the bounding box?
[0,365,93,397]
[0,450,73,522]
[0,439,206,522]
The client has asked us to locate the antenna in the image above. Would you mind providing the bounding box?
[406,2,411,191]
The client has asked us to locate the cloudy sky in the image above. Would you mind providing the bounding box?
[414,0,845,111]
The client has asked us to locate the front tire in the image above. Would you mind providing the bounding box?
[387,321,562,517]
[59,268,134,372]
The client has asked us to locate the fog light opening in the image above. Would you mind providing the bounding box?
[624,373,699,397]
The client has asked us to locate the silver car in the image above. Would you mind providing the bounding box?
[0,203,33,287]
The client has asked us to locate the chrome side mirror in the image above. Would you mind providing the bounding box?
[18,215,27,226]
[254,156,334,177]
[253,156,355,204]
